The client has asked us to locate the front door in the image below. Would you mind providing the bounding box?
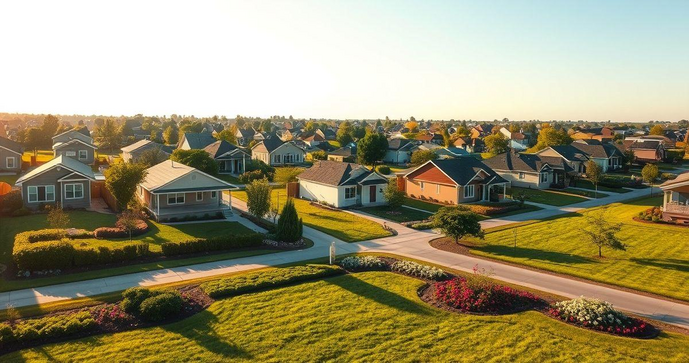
[369,185,376,203]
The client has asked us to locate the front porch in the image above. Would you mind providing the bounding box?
[147,190,233,222]
[662,190,689,225]
[218,157,246,175]
[481,182,509,203]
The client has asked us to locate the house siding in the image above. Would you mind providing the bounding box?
[21,168,91,210]
[383,149,411,164]
[406,179,458,205]
[0,148,21,172]
[259,143,306,166]
[299,180,341,207]
[493,170,550,189]
[54,143,95,165]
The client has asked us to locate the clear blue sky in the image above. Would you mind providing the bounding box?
[0,0,687,121]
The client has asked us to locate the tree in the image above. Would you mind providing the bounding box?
[641,163,659,196]
[245,178,271,218]
[484,133,509,155]
[432,206,484,244]
[310,150,327,160]
[352,126,367,140]
[383,179,404,209]
[582,209,625,257]
[357,133,388,166]
[95,118,122,152]
[116,209,140,241]
[41,114,60,138]
[163,126,179,145]
[585,160,603,198]
[105,162,148,210]
[137,147,168,168]
[527,126,572,152]
[623,149,636,170]
[274,167,303,184]
[410,149,436,166]
[215,128,237,144]
[170,149,219,175]
[276,198,303,242]
[649,125,664,136]
[47,205,70,232]
[405,121,419,133]
[23,127,44,155]
[336,122,354,146]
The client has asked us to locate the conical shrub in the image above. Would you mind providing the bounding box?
[276,199,302,242]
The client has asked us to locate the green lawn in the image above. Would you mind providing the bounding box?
[233,190,392,242]
[0,174,19,186]
[557,188,609,199]
[507,187,588,206]
[8,272,689,362]
[574,179,632,193]
[361,206,432,223]
[403,197,443,212]
[465,197,689,301]
[21,150,54,163]
[0,212,271,292]
[217,174,242,185]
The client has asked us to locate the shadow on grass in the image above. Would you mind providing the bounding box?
[630,258,689,273]
[162,310,252,359]
[476,245,596,264]
[325,274,430,315]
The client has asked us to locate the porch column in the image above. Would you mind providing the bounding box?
[156,194,160,217]
[503,183,506,201]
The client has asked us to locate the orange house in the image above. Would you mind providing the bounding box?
[404,158,509,205]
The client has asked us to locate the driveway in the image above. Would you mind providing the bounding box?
[2,185,688,331]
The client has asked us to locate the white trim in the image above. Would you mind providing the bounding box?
[403,160,459,186]
[464,169,490,186]
[52,138,97,150]
[17,163,95,185]
[463,184,475,199]
[64,183,84,199]
[167,193,185,205]
[196,192,203,201]
[27,185,56,203]
[0,145,23,156]
[78,150,88,160]
[150,169,237,192]
[344,186,356,199]
[5,156,17,169]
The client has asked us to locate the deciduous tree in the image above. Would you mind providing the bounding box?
[105,162,148,210]
[642,163,659,196]
[245,178,271,218]
[357,133,388,166]
[170,149,219,175]
[585,160,603,198]
[410,149,436,166]
[163,126,179,145]
[583,209,625,258]
[383,179,405,209]
[432,206,484,244]
[484,133,509,155]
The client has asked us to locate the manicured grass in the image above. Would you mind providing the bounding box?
[361,206,432,223]
[465,197,689,301]
[403,197,443,212]
[233,190,392,242]
[557,188,608,199]
[574,179,632,193]
[9,272,689,361]
[0,174,19,186]
[507,187,588,206]
[217,174,242,185]
[381,163,410,173]
[21,150,54,163]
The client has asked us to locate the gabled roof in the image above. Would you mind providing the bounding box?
[482,150,573,173]
[543,145,589,162]
[121,139,154,153]
[52,129,93,143]
[203,140,244,159]
[628,140,662,150]
[330,145,356,157]
[15,155,95,185]
[236,128,255,138]
[406,157,507,186]
[140,160,235,192]
[53,138,97,150]
[0,136,24,155]
[387,138,414,150]
[178,133,217,149]
[660,171,689,190]
[253,136,285,153]
[298,160,380,186]
[570,140,621,159]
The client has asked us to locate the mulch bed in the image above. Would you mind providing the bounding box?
[417,283,547,316]
[632,217,689,228]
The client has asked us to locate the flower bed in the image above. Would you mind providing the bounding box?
[432,277,543,314]
[548,297,655,338]
[390,260,446,281]
[339,256,387,271]
[93,219,149,238]
[637,206,663,223]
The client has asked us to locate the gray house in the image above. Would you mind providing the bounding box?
[15,155,97,210]
[0,136,24,173]
[52,130,97,165]
[203,140,250,175]
[177,132,217,150]
[121,140,172,163]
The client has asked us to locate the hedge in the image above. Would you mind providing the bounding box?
[94,219,149,238]
[160,234,264,256]
[201,265,344,298]
[0,311,95,345]
[13,230,149,271]
[120,287,183,321]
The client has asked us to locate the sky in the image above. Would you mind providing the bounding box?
[0,0,687,122]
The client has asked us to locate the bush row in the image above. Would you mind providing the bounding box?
[201,265,344,298]
[339,256,387,271]
[120,287,183,322]
[94,219,149,238]
[549,297,653,337]
[160,234,264,256]
[0,311,95,345]
[391,260,446,281]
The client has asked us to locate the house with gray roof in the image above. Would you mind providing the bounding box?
[15,155,97,210]
[0,136,24,173]
[52,129,97,165]
[383,138,416,164]
[251,137,305,166]
[203,140,250,175]
[482,150,574,189]
[535,145,589,175]
[298,160,388,208]
[137,160,237,221]
[177,132,217,151]
[121,140,172,163]
[569,139,623,172]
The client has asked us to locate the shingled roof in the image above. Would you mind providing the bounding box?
[298,160,382,186]
[178,132,217,149]
[0,136,24,155]
[482,150,573,173]
[408,157,507,186]
[570,139,621,158]
[203,140,243,159]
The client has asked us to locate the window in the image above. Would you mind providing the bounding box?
[420,182,424,190]
[65,151,76,157]
[518,172,525,179]
[275,154,281,163]
[27,185,55,203]
[64,183,84,199]
[211,191,217,199]
[6,157,16,169]
[78,150,88,160]
[196,192,203,201]
[167,193,185,205]
[139,186,144,196]
[540,173,548,183]
[436,184,440,194]
[463,185,475,199]
[345,187,356,199]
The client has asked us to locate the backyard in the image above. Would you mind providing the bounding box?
[232,189,392,242]
[0,211,275,292]
[7,272,689,362]
[460,197,689,301]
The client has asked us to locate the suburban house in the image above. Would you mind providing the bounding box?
[498,127,529,151]
[453,137,484,153]
[383,138,416,164]
[482,150,574,189]
[435,147,470,159]
[328,145,357,162]
[569,139,623,172]
[203,140,250,174]
[235,128,256,146]
[297,160,388,208]
[0,136,24,173]
[415,133,444,145]
[177,132,217,151]
[301,132,326,147]
[121,140,172,163]
[52,129,97,165]
[403,157,508,204]
[251,137,306,166]
[571,127,614,142]
[660,171,689,225]
[15,155,97,210]
[623,138,667,163]
[469,124,494,139]
[137,160,236,221]
[536,145,589,175]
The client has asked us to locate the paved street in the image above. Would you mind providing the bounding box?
[2,185,688,331]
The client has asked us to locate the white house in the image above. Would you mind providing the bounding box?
[298,160,388,208]
[383,138,416,164]
[251,137,306,166]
